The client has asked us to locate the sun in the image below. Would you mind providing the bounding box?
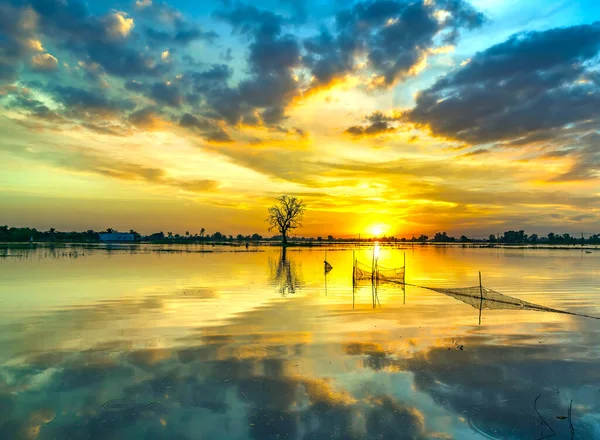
[369,224,389,237]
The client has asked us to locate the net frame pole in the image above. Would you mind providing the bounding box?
[371,247,375,283]
[403,252,406,305]
[478,271,483,325]
[352,250,355,287]
[324,250,328,296]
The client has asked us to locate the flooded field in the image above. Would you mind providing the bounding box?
[0,244,599,439]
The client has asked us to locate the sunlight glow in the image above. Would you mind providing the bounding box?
[369,224,389,237]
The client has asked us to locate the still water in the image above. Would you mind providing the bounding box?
[0,244,599,439]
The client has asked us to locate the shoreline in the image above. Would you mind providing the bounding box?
[1,241,599,252]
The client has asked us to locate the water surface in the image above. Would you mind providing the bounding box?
[1,244,599,439]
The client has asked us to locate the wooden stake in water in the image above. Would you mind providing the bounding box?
[352,250,355,287]
[478,271,484,325]
[371,246,375,283]
[403,252,407,305]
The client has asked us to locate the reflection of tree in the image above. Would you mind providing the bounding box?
[269,248,302,296]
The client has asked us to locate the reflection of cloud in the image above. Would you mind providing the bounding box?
[366,396,426,440]
[3,324,437,440]
[346,335,600,439]
[3,256,600,440]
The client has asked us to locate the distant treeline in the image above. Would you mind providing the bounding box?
[1,226,599,245]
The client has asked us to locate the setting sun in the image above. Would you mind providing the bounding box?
[369,224,389,237]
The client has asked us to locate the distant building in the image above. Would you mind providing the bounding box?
[99,233,135,242]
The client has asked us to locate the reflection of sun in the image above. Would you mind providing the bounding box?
[369,224,388,237]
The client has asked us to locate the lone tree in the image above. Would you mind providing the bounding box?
[267,195,305,245]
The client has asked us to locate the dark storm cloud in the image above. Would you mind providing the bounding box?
[366,111,402,123]
[125,80,185,109]
[3,86,131,131]
[238,73,298,108]
[127,107,166,130]
[304,0,484,89]
[180,113,213,131]
[406,22,600,144]
[345,120,396,137]
[214,3,285,39]
[302,28,353,86]
[124,79,147,93]
[140,0,219,46]
[150,81,184,107]
[212,2,302,125]
[49,84,135,117]
[344,111,402,137]
[76,42,167,78]
[193,64,233,83]
[145,27,219,45]
[179,113,233,143]
[3,0,169,78]
[0,3,39,83]
[247,34,301,74]
[546,132,600,181]
[201,86,248,125]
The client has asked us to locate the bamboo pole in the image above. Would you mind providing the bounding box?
[478,271,484,325]
[352,250,355,287]
[371,246,375,283]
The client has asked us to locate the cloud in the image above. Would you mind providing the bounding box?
[179,113,233,143]
[193,64,233,83]
[103,12,135,39]
[150,81,184,107]
[303,0,484,90]
[49,84,135,119]
[405,22,600,144]
[0,135,220,195]
[344,111,403,137]
[546,132,600,182]
[460,148,489,157]
[145,26,219,45]
[0,3,40,83]
[213,2,303,125]
[128,107,169,131]
[30,53,58,71]
[345,120,396,137]
[3,0,169,78]
[4,82,136,129]
[172,178,219,193]
[406,339,600,439]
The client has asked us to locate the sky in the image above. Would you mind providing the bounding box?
[1,0,599,238]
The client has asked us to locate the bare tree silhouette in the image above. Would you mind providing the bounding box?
[266,195,305,245]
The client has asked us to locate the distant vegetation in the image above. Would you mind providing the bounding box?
[1,225,599,245]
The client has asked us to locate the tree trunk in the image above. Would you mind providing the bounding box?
[282,230,288,246]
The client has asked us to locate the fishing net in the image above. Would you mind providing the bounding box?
[406,284,600,319]
[351,251,599,320]
[424,286,548,311]
[376,264,405,284]
[353,260,375,283]
[353,259,405,285]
